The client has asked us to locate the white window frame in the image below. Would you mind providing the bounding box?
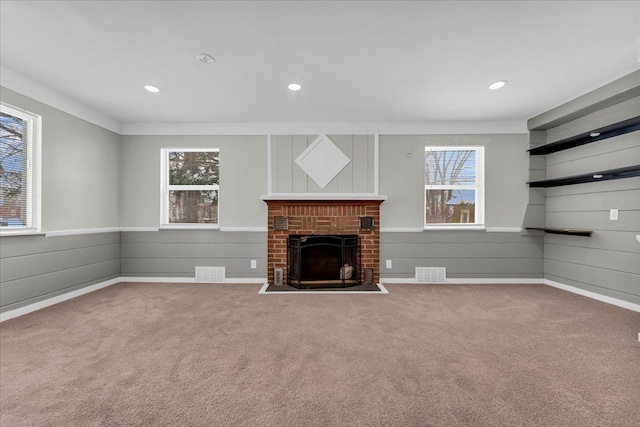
[160,148,220,229]
[424,146,484,230]
[0,103,41,236]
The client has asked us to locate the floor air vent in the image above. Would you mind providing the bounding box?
[415,267,446,284]
[195,267,225,283]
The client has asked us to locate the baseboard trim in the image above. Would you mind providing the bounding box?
[224,278,268,283]
[119,277,267,284]
[120,277,195,283]
[0,278,120,322]
[381,278,545,284]
[543,279,640,313]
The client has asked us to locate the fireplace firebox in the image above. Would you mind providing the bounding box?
[287,235,361,288]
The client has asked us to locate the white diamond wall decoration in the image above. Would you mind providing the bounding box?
[295,134,351,189]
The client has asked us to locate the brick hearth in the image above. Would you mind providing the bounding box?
[264,199,383,286]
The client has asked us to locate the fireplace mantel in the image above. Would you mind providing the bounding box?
[261,194,387,202]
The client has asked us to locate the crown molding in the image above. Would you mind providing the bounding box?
[121,120,528,136]
[0,66,121,134]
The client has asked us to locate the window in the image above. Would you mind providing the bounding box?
[0,103,40,233]
[424,146,484,227]
[161,149,219,227]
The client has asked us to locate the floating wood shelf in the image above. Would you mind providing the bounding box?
[525,228,593,237]
[528,116,640,155]
[527,165,640,188]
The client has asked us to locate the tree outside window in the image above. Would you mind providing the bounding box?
[0,104,39,232]
[163,150,219,225]
[425,147,483,226]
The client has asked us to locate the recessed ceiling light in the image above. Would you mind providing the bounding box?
[288,83,302,91]
[197,53,215,64]
[592,174,604,179]
[590,132,601,137]
[144,85,160,93]
[489,80,508,90]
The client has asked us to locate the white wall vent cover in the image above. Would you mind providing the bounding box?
[295,134,351,189]
[415,267,446,284]
[195,267,225,283]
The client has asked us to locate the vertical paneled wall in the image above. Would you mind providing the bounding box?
[270,134,375,193]
[540,97,640,305]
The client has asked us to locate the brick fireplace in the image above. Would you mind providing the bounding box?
[263,198,384,286]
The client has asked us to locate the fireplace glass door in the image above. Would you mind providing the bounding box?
[287,235,360,288]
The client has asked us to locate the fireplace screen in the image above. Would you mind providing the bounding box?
[287,235,361,288]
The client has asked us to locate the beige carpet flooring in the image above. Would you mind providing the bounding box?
[1,282,639,426]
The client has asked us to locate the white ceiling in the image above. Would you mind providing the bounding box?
[1,1,639,131]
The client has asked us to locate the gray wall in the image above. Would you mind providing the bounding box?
[0,233,120,313]
[120,132,539,280]
[538,96,640,305]
[120,135,267,228]
[120,230,266,279]
[0,87,121,232]
[381,231,543,280]
[118,135,268,280]
[0,87,121,312]
[377,133,542,279]
[379,134,530,229]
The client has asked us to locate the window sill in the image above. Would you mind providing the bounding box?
[423,225,485,231]
[159,224,220,231]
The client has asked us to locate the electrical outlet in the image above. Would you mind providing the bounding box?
[386,260,392,269]
[406,149,413,158]
[250,260,257,269]
[610,209,619,221]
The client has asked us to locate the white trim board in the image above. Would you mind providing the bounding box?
[14,226,523,237]
[381,278,546,284]
[262,193,386,201]
[121,121,528,136]
[3,226,266,238]
[119,277,267,284]
[45,227,122,237]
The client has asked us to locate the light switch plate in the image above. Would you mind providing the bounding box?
[610,209,619,220]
